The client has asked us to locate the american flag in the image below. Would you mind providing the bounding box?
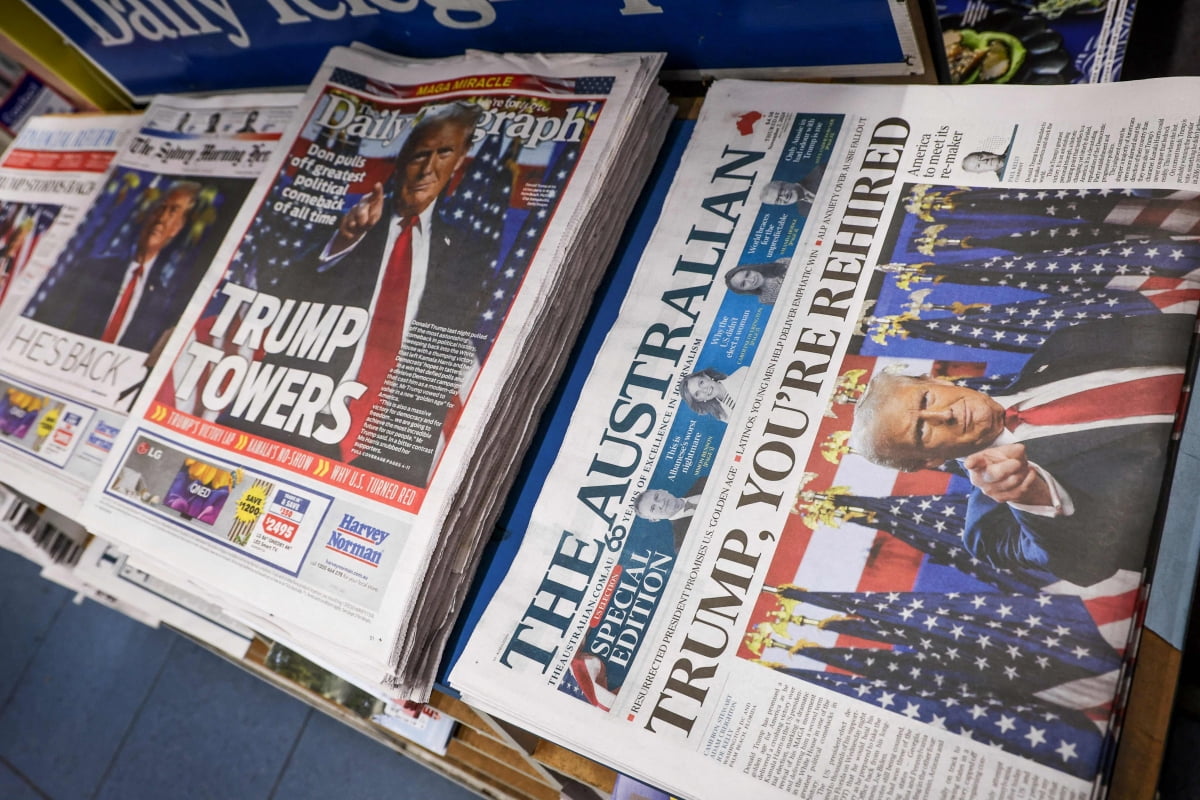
[438,128,513,271]
[233,185,315,291]
[804,491,1053,594]
[749,588,1123,780]
[866,184,1200,369]
[0,202,56,303]
[236,122,370,292]
[867,284,1168,354]
[882,238,1200,291]
[473,107,591,355]
[24,168,152,315]
[770,667,1106,780]
[904,186,1200,242]
[731,181,1195,782]
[743,350,1146,781]
[574,76,616,95]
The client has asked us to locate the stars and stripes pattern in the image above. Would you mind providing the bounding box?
[741,182,1195,782]
[755,588,1122,780]
[904,186,1200,244]
[0,202,56,302]
[870,285,1166,353]
[235,129,366,291]
[772,589,1123,680]
[231,186,315,291]
[439,129,512,269]
[870,186,1200,354]
[884,239,1200,290]
[818,492,1054,594]
[750,348,1147,780]
[474,116,588,354]
[768,667,1105,780]
[574,76,616,95]
[327,68,418,99]
[24,169,151,315]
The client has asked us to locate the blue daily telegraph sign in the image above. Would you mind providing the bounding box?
[23,0,925,99]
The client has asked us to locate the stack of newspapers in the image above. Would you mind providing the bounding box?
[0,93,299,565]
[451,77,1200,798]
[0,45,670,699]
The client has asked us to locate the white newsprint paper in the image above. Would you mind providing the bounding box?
[79,46,669,699]
[452,77,1200,798]
[0,114,136,512]
[0,95,297,515]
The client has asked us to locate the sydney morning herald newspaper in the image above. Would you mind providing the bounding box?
[452,78,1200,798]
[79,47,663,695]
[0,95,296,515]
[0,114,135,511]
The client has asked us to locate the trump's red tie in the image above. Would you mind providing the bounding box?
[100,263,144,343]
[1005,372,1183,432]
[345,217,416,455]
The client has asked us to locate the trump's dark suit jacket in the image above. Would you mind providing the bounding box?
[960,314,1195,586]
[248,205,496,486]
[27,246,201,353]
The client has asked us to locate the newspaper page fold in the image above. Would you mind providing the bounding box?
[452,77,1200,799]
[0,95,298,515]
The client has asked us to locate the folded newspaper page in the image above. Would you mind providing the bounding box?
[0,115,136,330]
[80,46,668,698]
[0,95,298,516]
[451,77,1200,798]
[0,115,136,515]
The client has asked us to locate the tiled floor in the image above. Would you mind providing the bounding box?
[0,548,479,800]
[1,540,1198,799]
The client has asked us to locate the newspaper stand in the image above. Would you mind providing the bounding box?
[0,4,1195,800]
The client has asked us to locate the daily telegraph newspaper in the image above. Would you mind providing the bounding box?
[0,95,297,515]
[452,78,1200,798]
[80,47,668,697]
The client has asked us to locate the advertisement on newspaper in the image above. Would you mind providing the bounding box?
[453,78,1200,798]
[0,96,296,515]
[81,48,655,678]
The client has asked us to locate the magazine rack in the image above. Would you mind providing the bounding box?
[0,4,1196,800]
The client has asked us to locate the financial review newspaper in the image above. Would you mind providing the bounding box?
[0,95,297,515]
[0,113,136,510]
[80,47,668,697]
[452,78,1200,798]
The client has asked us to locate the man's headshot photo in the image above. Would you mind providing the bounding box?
[761,179,813,208]
[632,475,707,551]
[852,369,1006,472]
[238,110,258,134]
[760,163,825,215]
[633,488,696,522]
[961,149,1006,175]
[24,179,206,353]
